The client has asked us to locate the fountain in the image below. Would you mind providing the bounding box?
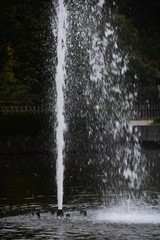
[0,1,160,239]
[54,0,145,211]
[54,0,67,215]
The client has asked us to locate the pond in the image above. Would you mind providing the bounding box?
[0,154,160,240]
[1,196,160,239]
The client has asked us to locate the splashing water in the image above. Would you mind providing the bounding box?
[53,0,146,209]
[54,0,67,210]
[94,206,160,224]
[87,4,144,191]
[64,0,145,197]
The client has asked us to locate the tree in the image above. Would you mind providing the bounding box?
[0,0,54,104]
[115,0,160,104]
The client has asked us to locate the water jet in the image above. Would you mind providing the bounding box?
[54,0,67,212]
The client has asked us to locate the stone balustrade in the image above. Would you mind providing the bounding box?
[0,104,160,120]
[133,105,160,120]
[0,105,53,113]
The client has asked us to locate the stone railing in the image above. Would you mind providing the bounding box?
[132,105,160,120]
[0,105,53,113]
[0,104,160,120]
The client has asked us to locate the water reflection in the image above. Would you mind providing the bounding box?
[0,154,56,203]
[0,153,160,208]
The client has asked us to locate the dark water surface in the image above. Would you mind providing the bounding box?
[0,154,160,239]
[0,200,160,240]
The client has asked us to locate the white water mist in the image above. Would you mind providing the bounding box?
[65,1,145,193]
[54,0,67,210]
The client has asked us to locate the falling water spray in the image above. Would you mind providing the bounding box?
[54,0,67,214]
[52,0,145,214]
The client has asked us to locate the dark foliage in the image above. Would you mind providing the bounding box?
[0,0,54,104]
[115,0,160,103]
[0,0,159,104]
